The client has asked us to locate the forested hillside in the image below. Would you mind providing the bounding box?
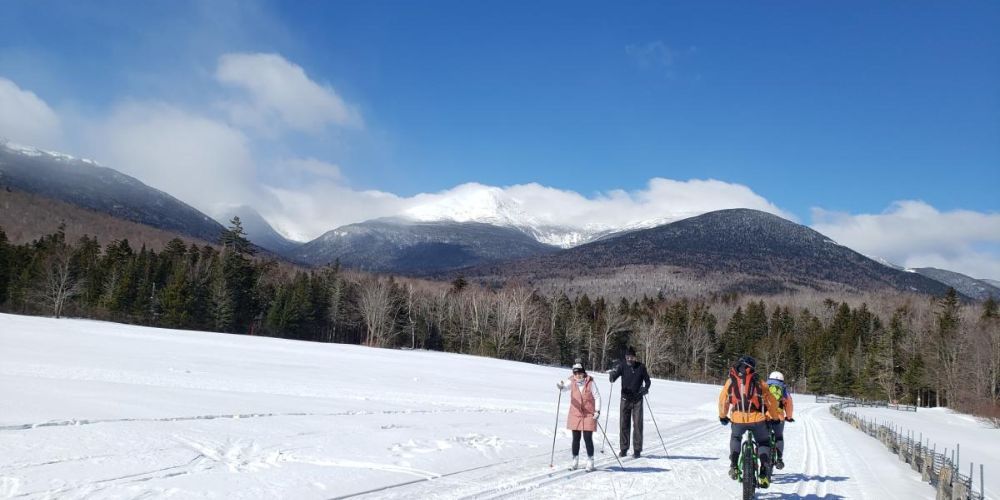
[1,222,997,419]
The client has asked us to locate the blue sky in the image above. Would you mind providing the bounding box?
[1,1,999,276]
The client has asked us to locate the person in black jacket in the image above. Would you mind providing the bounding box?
[608,346,651,458]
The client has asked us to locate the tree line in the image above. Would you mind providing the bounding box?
[1,221,997,421]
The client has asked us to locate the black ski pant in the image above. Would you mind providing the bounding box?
[729,421,772,473]
[767,420,785,459]
[619,397,644,453]
[571,430,594,457]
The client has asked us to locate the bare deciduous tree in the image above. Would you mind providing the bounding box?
[357,277,400,347]
[34,246,82,318]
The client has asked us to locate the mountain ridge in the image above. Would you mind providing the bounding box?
[459,208,959,298]
[0,142,226,243]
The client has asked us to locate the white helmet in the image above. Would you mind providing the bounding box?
[769,371,784,381]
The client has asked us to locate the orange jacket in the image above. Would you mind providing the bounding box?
[718,377,783,424]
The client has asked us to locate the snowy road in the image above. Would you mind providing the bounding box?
[0,313,947,498]
[356,403,932,499]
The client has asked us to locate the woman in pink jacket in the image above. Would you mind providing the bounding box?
[557,362,602,471]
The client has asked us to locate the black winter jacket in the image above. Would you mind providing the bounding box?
[609,360,651,401]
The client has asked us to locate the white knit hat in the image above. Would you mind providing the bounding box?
[572,362,585,372]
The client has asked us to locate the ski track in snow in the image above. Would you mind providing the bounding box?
[0,313,974,499]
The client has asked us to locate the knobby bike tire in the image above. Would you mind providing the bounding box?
[742,441,756,500]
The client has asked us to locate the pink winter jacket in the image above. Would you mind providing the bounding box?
[559,375,601,432]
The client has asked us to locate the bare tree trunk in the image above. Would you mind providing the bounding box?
[35,247,82,318]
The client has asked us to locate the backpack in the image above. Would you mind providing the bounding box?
[768,382,787,409]
[728,366,762,413]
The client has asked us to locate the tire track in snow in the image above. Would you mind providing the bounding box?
[0,407,512,432]
[795,405,822,497]
[806,406,830,498]
[463,419,721,500]
[12,455,203,499]
[334,418,719,499]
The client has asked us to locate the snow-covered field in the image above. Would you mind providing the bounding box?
[0,313,969,499]
[846,405,998,499]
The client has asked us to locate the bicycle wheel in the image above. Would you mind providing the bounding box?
[742,441,756,500]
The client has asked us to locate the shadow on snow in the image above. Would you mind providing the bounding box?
[771,474,849,485]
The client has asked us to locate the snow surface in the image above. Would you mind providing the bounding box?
[0,312,947,499]
[846,406,998,499]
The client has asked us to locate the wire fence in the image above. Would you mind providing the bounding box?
[815,394,917,411]
[825,397,986,500]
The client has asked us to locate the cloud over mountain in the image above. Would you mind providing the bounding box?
[811,201,1000,280]
[0,77,61,148]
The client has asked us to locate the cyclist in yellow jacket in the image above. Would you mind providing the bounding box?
[718,356,782,487]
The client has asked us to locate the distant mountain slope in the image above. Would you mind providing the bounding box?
[466,209,957,297]
[294,218,558,274]
[0,143,225,243]
[218,205,301,258]
[912,268,1000,301]
[0,188,214,250]
[983,279,1000,289]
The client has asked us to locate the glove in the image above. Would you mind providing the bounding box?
[720,417,730,426]
[593,411,600,420]
[556,380,565,390]
[638,387,649,397]
[785,417,795,423]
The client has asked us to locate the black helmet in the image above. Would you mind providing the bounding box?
[735,355,756,375]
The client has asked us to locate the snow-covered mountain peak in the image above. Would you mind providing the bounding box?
[2,140,101,166]
[403,184,536,227]
[398,183,696,248]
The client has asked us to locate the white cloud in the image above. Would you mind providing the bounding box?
[812,201,1000,280]
[87,101,265,217]
[215,52,362,134]
[276,157,342,181]
[0,77,61,147]
[260,177,793,243]
[262,181,407,241]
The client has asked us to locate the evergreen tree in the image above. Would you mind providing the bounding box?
[450,275,468,294]
[983,296,998,320]
[160,262,192,328]
[720,306,747,362]
[220,216,254,255]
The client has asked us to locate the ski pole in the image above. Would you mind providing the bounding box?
[644,395,669,458]
[601,381,614,454]
[549,389,563,468]
[596,419,626,470]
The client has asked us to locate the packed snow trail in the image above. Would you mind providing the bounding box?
[846,405,998,499]
[0,313,967,498]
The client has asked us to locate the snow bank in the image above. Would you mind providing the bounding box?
[847,405,998,499]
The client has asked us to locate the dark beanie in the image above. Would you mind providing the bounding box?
[626,346,637,357]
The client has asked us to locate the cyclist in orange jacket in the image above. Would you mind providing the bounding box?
[718,356,782,487]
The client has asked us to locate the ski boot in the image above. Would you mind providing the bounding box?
[586,457,595,472]
[619,449,628,458]
[568,456,579,470]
